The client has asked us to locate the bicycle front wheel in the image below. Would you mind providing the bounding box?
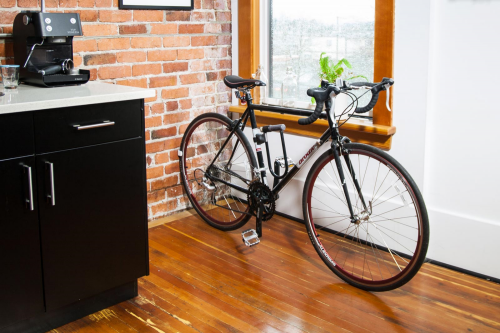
[303,143,429,291]
[179,113,257,231]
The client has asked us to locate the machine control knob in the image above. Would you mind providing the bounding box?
[45,18,51,24]
[23,15,31,25]
[46,25,52,32]
[70,18,76,24]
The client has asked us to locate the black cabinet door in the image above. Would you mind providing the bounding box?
[0,156,45,329]
[36,139,148,311]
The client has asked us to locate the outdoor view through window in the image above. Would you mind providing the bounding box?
[269,0,375,103]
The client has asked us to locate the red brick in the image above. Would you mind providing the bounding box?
[190,59,214,71]
[83,53,116,66]
[150,23,178,35]
[190,83,215,96]
[1,10,19,24]
[204,47,227,58]
[119,24,147,34]
[131,37,162,48]
[116,77,148,88]
[217,35,231,45]
[98,65,131,79]
[179,123,189,135]
[152,127,177,139]
[205,23,221,33]
[150,174,178,191]
[161,87,189,99]
[165,11,191,21]
[147,190,165,204]
[132,63,162,76]
[83,24,118,37]
[73,10,98,22]
[164,163,181,176]
[73,39,98,53]
[73,55,83,67]
[99,10,132,22]
[221,23,231,33]
[169,149,180,161]
[95,0,111,7]
[97,38,130,51]
[179,99,192,110]
[150,103,164,114]
[146,138,182,154]
[163,36,190,47]
[206,72,218,81]
[78,0,94,7]
[216,11,231,22]
[163,111,190,124]
[179,73,205,85]
[145,116,162,128]
[191,11,215,22]
[179,24,204,34]
[163,61,189,73]
[59,0,77,7]
[191,36,217,47]
[216,59,231,69]
[202,0,213,9]
[151,199,178,216]
[0,0,16,7]
[147,166,164,179]
[116,51,146,63]
[166,101,178,111]
[194,0,201,9]
[166,185,184,198]
[17,0,36,6]
[89,68,98,80]
[155,152,170,164]
[150,75,177,88]
[148,49,177,62]
[213,0,225,10]
[134,10,163,22]
[178,48,204,60]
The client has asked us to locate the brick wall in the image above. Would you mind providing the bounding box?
[0,0,232,221]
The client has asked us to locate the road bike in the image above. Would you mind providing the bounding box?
[178,75,429,291]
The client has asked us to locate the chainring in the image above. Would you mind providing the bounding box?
[247,181,276,221]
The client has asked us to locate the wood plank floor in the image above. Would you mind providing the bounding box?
[50,212,500,333]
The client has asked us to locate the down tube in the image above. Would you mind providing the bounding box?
[272,130,331,195]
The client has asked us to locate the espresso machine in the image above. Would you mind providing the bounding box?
[13,0,90,87]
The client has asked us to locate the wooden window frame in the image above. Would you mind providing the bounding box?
[229,0,396,150]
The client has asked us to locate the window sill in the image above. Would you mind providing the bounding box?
[229,105,396,150]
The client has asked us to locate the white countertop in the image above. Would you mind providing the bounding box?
[0,82,155,114]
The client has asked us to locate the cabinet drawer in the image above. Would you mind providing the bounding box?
[0,112,34,161]
[34,100,143,153]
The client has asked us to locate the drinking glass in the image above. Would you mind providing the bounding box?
[0,65,20,89]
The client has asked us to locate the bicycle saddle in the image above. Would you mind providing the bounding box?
[224,75,266,89]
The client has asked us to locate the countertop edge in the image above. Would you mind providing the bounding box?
[0,82,156,114]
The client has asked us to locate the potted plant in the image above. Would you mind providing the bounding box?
[312,52,368,116]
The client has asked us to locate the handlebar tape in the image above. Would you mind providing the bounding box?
[298,100,324,125]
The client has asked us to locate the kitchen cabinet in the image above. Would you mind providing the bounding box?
[0,83,153,333]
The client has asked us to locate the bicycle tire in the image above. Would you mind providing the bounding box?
[179,112,257,231]
[302,143,429,291]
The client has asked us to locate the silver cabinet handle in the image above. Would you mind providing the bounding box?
[46,162,55,206]
[24,165,34,211]
[73,121,115,131]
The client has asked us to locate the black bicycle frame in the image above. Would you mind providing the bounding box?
[205,91,367,222]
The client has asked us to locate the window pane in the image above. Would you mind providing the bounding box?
[269,0,375,103]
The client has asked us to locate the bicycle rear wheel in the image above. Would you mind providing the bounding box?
[179,113,257,230]
[303,143,429,291]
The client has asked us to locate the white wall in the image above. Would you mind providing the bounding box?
[233,0,500,278]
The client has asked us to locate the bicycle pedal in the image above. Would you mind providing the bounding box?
[241,229,260,247]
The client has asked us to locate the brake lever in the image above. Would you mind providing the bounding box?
[385,84,392,112]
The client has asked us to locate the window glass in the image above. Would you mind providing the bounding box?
[269,0,375,103]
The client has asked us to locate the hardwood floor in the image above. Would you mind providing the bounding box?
[50,212,500,333]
